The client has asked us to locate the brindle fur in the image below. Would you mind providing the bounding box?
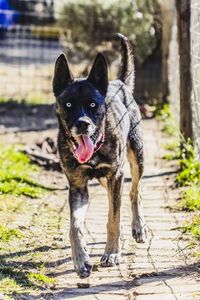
[53,34,147,278]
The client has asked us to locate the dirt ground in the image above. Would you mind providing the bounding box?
[0,103,199,300]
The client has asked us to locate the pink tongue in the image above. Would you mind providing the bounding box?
[75,135,94,163]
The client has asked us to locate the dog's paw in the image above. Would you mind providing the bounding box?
[100,253,120,267]
[75,260,93,278]
[132,219,147,243]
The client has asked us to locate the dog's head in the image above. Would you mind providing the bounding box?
[53,53,108,164]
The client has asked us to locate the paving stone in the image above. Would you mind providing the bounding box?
[134,294,193,300]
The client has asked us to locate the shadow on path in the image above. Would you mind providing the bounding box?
[0,101,57,133]
[18,262,199,299]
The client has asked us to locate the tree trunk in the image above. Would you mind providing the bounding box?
[176,0,193,140]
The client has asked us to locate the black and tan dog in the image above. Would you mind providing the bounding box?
[53,34,147,278]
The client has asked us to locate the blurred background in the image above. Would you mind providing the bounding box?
[0,0,199,158]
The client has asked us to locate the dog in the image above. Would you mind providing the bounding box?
[53,34,147,278]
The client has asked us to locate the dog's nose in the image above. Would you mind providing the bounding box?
[76,119,91,131]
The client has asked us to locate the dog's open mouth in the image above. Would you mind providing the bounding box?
[74,135,94,164]
[69,134,104,164]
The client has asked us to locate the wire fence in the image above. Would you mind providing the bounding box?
[0,1,163,104]
[0,25,64,102]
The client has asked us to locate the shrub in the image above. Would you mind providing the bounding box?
[58,0,159,62]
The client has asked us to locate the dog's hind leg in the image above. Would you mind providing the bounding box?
[68,184,92,278]
[101,171,123,267]
[127,142,147,243]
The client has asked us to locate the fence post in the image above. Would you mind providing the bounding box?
[159,0,175,102]
[176,0,193,140]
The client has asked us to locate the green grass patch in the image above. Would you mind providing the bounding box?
[182,214,200,241]
[157,103,200,251]
[0,265,34,292]
[0,278,22,294]
[0,146,46,198]
[28,272,55,285]
[176,140,200,186]
[25,92,48,105]
[164,141,180,151]
[163,141,181,160]
[155,103,179,137]
[0,224,22,242]
[0,97,8,103]
[163,150,181,161]
[177,186,200,212]
[0,92,52,105]
[0,264,55,295]
[177,160,200,186]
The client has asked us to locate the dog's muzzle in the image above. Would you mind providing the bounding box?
[65,119,105,164]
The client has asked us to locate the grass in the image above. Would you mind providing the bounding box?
[0,92,53,105]
[157,103,200,249]
[0,146,61,296]
[25,92,53,105]
[0,224,23,242]
[0,102,62,296]
[0,151,63,296]
[182,215,200,241]
[0,264,55,294]
[0,146,46,198]
[28,272,55,285]
[155,103,179,137]
[163,141,181,160]
[177,186,200,212]
[0,278,22,294]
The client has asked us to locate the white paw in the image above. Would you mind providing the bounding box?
[100,253,120,267]
[132,219,147,243]
[74,253,92,278]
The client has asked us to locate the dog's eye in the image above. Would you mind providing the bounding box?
[90,102,96,108]
[66,102,71,108]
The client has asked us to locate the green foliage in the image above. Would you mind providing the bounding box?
[28,272,55,285]
[163,138,181,161]
[162,147,181,160]
[155,103,171,118]
[0,224,22,242]
[164,141,180,151]
[24,92,49,105]
[182,214,200,241]
[158,103,200,248]
[155,103,179,137]
[0,264,55,295]
[0,265,34,293]
[0,92,50,105]
[59,0,159,62]
[0,278,22,294]
[0,146,46,198]
[178,186,200,212]
[157,104,200,185]
[0,97,9,103]
[176,140,200,186]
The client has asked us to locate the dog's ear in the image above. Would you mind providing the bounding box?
[88,53,108,96]
[53,53,73,97]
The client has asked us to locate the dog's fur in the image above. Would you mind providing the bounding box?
[53,34,147,278]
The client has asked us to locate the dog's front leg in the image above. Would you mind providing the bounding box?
[101,172,123,267]
[69,185,92,278]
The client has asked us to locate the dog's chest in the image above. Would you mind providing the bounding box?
[82,159,111,179]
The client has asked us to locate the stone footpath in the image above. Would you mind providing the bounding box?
[33,119,200,299]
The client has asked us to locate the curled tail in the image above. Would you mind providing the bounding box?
[116,33,135,93]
